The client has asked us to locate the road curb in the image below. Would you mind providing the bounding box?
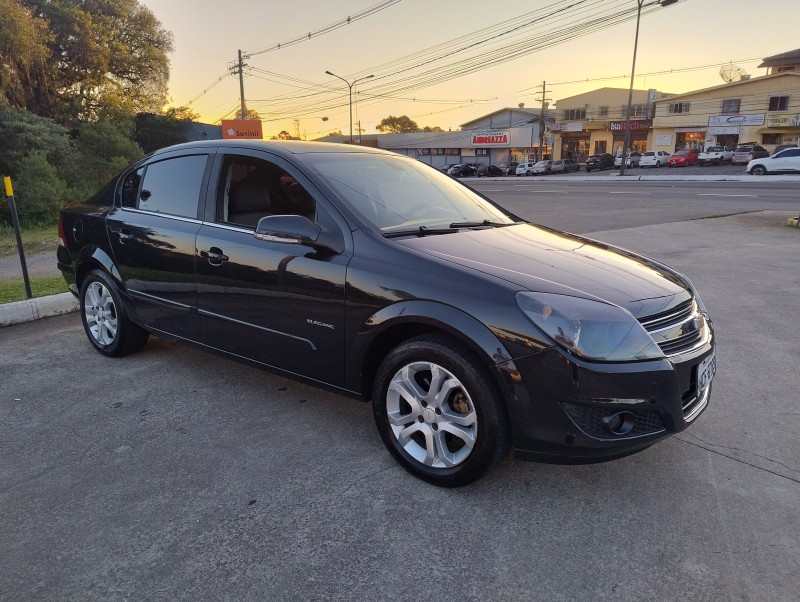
[0,292,79,328]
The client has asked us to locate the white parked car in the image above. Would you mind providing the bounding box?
[639,150,671,168]
[698,146,733,165]
[515,162,536,176]
[746,147,800,175]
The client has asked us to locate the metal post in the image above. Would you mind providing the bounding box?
[4,176,32,299]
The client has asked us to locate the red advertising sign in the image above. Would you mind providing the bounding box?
[221,119,263,139]
[471,131,509,146]
[609,120,652,131]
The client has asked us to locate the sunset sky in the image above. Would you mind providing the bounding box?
[138,0,800,139]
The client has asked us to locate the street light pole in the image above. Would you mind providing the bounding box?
[619,0,677,176]
[325,70,374,144]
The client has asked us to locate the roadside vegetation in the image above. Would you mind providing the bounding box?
[0,275,68,304]
[0,0,193,229]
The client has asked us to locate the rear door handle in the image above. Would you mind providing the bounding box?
[200,247,229,265]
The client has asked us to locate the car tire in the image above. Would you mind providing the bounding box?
[372,334,510,487]
[751,165,767,176]
[656,161,661,168]
[80,269,149,357]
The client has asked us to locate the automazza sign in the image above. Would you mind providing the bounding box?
[471,131,509,146]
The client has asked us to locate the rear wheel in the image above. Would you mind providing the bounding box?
[750,165,767,176]
[80,269,149,357]
[372,335,509,487]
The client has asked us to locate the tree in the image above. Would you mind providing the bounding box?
[272,130,300,141]
[376,115,419,133]
[134,106,200,153]
[423,126,443,132]
[0,106,74,178]
[72,121,143,197]
[0,0,52,110]
[4,151,71,225]
[16,0,174,125]
[234,108,262,120]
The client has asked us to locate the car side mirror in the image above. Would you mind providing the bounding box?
[254,215,322,245]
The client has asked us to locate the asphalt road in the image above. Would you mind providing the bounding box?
[2,182,799,601]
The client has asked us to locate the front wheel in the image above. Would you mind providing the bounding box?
[80,269,149,357]
[372,335,510,487]
[750,165,767,176]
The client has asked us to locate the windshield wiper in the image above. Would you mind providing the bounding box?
[448,220,513,228]
[384,225,458,238]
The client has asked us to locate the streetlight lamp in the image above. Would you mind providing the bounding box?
[619,0,678,176]
[325,70,375,144]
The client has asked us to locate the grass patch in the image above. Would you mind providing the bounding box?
[0,223,59,259]
[0,275,70,304]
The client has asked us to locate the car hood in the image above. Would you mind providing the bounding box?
[396,223,691,318]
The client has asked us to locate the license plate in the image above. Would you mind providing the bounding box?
[698,352,716,392]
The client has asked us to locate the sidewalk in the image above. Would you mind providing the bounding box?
[0,292,78,327]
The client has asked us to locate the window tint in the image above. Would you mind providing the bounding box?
[217,156,317,228]
[139,155,207,218]
[778,149,800,157]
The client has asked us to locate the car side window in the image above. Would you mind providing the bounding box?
[217,156,316,228]
[120,167,143,208]
[137,155,208,218]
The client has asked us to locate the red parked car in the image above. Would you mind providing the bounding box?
[667,149,700,167]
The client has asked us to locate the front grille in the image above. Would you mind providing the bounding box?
[639,299,706,357]
[561,402,665,440]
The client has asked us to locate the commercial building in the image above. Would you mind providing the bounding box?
[650,71,800,154]
[318,107,554,169]
[550,88,670,161]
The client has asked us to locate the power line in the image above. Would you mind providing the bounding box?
[244,0,402,57]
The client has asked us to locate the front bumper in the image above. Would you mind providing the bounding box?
[502,330,715,462]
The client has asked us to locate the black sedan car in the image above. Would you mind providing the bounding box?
[447,163,477,177]
[58,140,715,487]
[477,164,503,177]
[584,153,615,172]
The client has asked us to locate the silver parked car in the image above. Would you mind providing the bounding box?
[614,152,642,168]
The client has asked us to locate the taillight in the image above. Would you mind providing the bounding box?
[57,214,66,247]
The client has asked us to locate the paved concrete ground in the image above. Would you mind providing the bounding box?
[1,203,798,601]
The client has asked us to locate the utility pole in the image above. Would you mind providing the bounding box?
[228,50,248,119]
[534,81,551,161]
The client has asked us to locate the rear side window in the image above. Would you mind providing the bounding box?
[136,155,208,218]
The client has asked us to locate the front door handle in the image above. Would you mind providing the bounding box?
[200,247,229,266]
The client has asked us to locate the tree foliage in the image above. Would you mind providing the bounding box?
[234,107,262,120]
[10,0,173,125]
[272,130,300,140]
[376,115,420,133]
[134,106,200,154]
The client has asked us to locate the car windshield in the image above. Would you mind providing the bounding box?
[708,147,723,152]
[675,151,689,156]
[535,161,550,166]
[643,152,655,156]
[306,152,516,233]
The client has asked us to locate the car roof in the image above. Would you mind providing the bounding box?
[148,139,393,162]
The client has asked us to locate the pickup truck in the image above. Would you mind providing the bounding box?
[698,146,733,165]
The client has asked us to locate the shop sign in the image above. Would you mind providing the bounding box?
[766,114,800,127]
[471,130,509,146]
[709,126,740,135]
[610,120,652,131]
[560,122,583,132]
[221,119,263,139]
[708,114,765,127]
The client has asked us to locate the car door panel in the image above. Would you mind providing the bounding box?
[195,150,351,386]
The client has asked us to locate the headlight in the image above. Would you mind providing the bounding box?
[516,292,664,362]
